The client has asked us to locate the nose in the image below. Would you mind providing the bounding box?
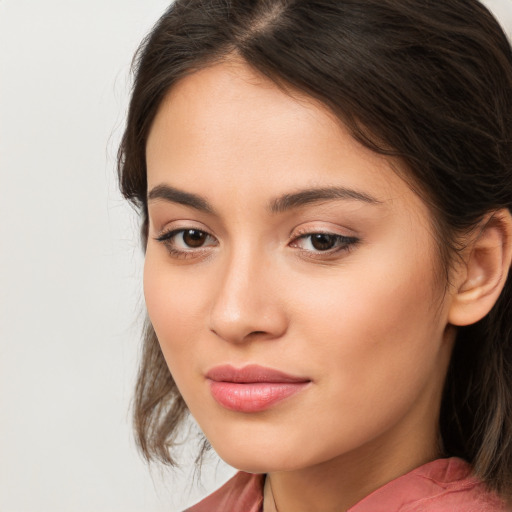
[208,249,288,344]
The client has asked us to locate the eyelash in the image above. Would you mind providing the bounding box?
[155,228,359,260]
[290,230,359,258]
[155,228,218,260]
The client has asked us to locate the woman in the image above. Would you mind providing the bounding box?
[118,0,512,510]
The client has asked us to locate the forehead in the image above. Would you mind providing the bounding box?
[147,60,344,169]
[146,59,425,216]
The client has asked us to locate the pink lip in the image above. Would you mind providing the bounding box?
[206,364,311,413]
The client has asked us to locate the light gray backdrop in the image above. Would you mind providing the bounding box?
[0,1,510,511]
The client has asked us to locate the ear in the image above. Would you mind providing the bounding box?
[448,209,512,327]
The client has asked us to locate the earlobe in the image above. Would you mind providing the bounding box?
[448,209,512,327]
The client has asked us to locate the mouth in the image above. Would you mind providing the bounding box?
[205,364,311,413]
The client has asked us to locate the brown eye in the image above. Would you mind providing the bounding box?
[290,232,359,255]
[310,233,337,251]
[182,229,208,247]
[156,228,217,254]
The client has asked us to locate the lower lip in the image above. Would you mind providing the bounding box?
[208,381,309,412]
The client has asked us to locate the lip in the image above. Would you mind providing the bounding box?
[206,364,311,413]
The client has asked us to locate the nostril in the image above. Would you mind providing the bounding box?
[249,331,266,336]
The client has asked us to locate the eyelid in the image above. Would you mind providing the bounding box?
[154,226,219,260]
[290,232,358,247]
[153,221,359,260]
[156,227,217,244]
[291,222,358,239]
[151,216,213,235]
[289,224,360,257]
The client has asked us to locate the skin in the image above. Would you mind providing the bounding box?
[144,59,462,511]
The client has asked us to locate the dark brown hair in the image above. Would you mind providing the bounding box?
[118,0,512,498]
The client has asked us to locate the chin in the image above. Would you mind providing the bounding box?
[217,451,299,474]
[207,431,323,474]
[207,437,277,473]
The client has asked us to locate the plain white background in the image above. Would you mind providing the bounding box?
[0,1,510,511]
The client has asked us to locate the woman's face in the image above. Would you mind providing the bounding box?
[144,60,456,474]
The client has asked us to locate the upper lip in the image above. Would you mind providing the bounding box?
[206,364,311,383]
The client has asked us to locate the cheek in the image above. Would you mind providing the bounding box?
[143,253,216,415]
[298,241,437,343]
[293,245,445,422]
[143,251,205,367]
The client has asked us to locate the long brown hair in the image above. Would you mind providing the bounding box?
[118,0,512,498]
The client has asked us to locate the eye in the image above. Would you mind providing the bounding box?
[155,228,218,257]
[291,232,358,254]
[178,229,210,248]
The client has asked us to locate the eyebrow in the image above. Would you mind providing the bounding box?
[147,184,381,214]
[148,184,214,213]
[269,186,381,213]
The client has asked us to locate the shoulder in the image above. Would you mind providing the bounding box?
[185,471,264,512]
[350,458,510,512]
[402,458,509,512]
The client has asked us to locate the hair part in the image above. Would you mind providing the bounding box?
[119,0,512,498]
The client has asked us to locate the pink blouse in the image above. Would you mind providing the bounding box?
[186,457,509,511]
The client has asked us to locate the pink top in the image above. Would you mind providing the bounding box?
[186,457,509,511]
